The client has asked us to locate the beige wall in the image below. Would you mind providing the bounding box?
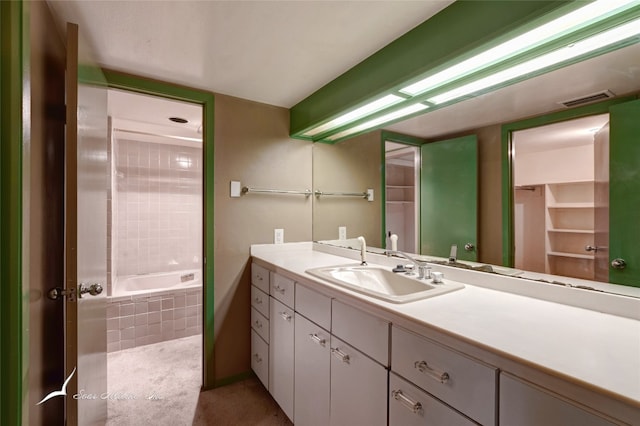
[312,131,383,247]
[213,94,312,381]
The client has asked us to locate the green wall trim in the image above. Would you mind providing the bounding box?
[500,95,638,267]
[380,130,426,147]
[290,1,577,138]
[103,70,217,389]
[0,1,25,424]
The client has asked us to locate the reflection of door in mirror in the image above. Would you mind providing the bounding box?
[385,142,419,252]
[512,114,609,281]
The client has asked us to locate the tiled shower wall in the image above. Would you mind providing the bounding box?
[113,138,203,278]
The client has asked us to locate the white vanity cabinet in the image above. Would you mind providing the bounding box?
[392,326,497,426]
[268,273,295,422]
[389,373,477,426]
[294,284,332,426]
[250,263,270,388]
[500,374,617,426]
[330,300,389,426]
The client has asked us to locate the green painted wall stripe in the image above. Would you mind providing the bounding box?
[290,1,573,136]
[102,70,217,388]
[1,1,24,424]
[500,95,637,268]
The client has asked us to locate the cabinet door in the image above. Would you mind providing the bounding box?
[269,297,294,422]
[421,135,477,261]
[294,314,330,426]
[500,374,616,426]
[330,336,387,426]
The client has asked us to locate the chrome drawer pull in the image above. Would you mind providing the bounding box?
[331,347,350,364]
[253,353,262,363]
[308,333,326,347]
[274,285,286,294]
[392,389,423,414]
[414,360,450,384]
[279,312,292,321]
[254,297,262,305]
[254,320,262,329]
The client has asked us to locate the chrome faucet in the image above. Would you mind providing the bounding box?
[357,236,367,266]
[386,250,431,279]
[449,244,458,263]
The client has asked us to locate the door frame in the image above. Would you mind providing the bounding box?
[99,70,216,389]
[379,131,425,249]
[0,1,27,424]
[501,95,637,268]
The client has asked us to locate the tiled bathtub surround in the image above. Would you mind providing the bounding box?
[113,138,203,278]
[107,287,202,352]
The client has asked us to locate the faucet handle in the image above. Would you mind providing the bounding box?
[417,265,431,279]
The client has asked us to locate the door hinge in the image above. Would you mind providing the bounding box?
[47,287,77,302]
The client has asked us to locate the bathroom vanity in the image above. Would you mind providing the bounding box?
[250,242,640,425]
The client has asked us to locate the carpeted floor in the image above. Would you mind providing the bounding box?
[107,335,291,425]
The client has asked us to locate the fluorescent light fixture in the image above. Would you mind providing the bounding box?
[302,94,403,137]
[326,103,428,141]
[428,17,640,105]
[400,0,638,96]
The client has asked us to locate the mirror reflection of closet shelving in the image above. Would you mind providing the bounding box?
[385,142,419,253]
[513,114,609,281]
[546,181,595,279]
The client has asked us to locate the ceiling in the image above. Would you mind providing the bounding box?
[48,0,453,108]
[48,1,640,142]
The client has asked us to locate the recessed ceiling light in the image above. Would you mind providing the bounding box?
[169,117,189,124]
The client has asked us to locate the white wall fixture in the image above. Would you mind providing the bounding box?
[230,180,241,198]
[339,226,347,240]
[274,229,284,244]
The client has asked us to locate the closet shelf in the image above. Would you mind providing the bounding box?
[548,203,594,208]
[548,228,595,234]
[547,251,595,260]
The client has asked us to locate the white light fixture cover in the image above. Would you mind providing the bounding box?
[302,94,404,137]
[400,0,638,96]
[327,103,428,141]
[428,17,640,105]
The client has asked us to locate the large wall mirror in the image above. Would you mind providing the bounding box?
[311,41,640,296]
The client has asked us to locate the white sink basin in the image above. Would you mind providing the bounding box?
[306,265,464,303]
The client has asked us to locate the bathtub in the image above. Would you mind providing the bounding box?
[107,269,202,352]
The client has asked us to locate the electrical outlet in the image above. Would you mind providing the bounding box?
[339,226,347,240]
[367,188,374,201]
[274,228,284,244]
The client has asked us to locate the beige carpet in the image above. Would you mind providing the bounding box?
[107,335,291,425]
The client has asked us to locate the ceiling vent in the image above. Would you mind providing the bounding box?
[559,90,615,108]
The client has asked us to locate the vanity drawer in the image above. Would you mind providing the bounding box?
[271,272,295,308]
[392,326,497,426]
[251,285,269,318]
[295,283,331,331]
[251,263,270,293]
[251,329,268,389]
[332,299,389,366]
[251,307,269,343]
[390,373,477,426]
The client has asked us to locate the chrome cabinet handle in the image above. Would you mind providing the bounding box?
[253,353,262,363]
[308,333,326,347]
[254,297,262,305]
[611,258,626,270]
[254,320,262,329]
[414,360,450,384]
[279,311,292,321]
[391,389,423,414]
[331,347,350,364]
[464,243,475,252]
[273,285,286,294]
[585,245,599,252]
